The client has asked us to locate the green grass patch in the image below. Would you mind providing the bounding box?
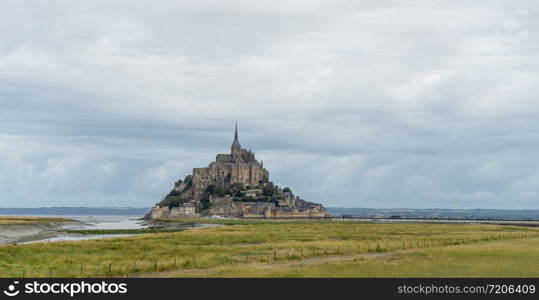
[1,219,539,277]
[65,228,187,235]
[0,217,74,225]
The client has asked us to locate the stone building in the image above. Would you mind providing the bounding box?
[192,123,269,201]
[149,202,198,218]
[146,123,328,219]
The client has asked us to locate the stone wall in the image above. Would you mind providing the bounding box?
[242,211,328,218]
[192,161,268,200]
[149,205,169,219]
[201,196,327,218]
[149,196,327,219]
[169,203,197,217]
[149,203,199,219]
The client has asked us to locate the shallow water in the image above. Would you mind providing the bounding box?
[20,234,133,244]
[60,215,151,230]
[0,215,220,245]
[11,215,147,244]
[17,215,219,244]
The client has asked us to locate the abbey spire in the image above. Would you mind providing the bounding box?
[232,121,241,149]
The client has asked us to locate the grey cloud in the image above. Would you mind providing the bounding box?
[1,1,539,208]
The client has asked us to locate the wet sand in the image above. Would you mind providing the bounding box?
[0,216,220,245]
[0,221,79,245]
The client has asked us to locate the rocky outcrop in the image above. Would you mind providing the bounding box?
[147,202,198,219]
[146,124,328,219]
[198,195,326,218]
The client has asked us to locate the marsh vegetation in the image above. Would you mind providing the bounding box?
[1,218,539,277]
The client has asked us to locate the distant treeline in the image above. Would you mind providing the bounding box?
[327,207,539,221]
[2,207,539,220]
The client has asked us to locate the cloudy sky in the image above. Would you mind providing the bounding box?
[1,0,538,208]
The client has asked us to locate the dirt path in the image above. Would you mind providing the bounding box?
[131,236,538,277]
[134,251,395,277]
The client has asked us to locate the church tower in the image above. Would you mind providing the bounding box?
[231,122,241,160]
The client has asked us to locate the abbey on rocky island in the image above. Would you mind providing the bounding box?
[146,123,327,219]
[191,123,269,202]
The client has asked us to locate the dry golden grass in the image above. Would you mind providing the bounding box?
[1,219,538,277]
[0,216,72,225]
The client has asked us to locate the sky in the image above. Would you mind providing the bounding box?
[1,0,539,208]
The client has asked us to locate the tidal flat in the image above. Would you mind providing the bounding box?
[0,216,198,245]
[1,218,539,277]
[0,217,76,245]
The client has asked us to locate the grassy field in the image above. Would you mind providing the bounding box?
[1,218,539,277]
[0,216,72,225]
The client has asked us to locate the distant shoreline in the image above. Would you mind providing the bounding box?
[332,216,539,226]
[3,207,539,221]
[0,207,150,216]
